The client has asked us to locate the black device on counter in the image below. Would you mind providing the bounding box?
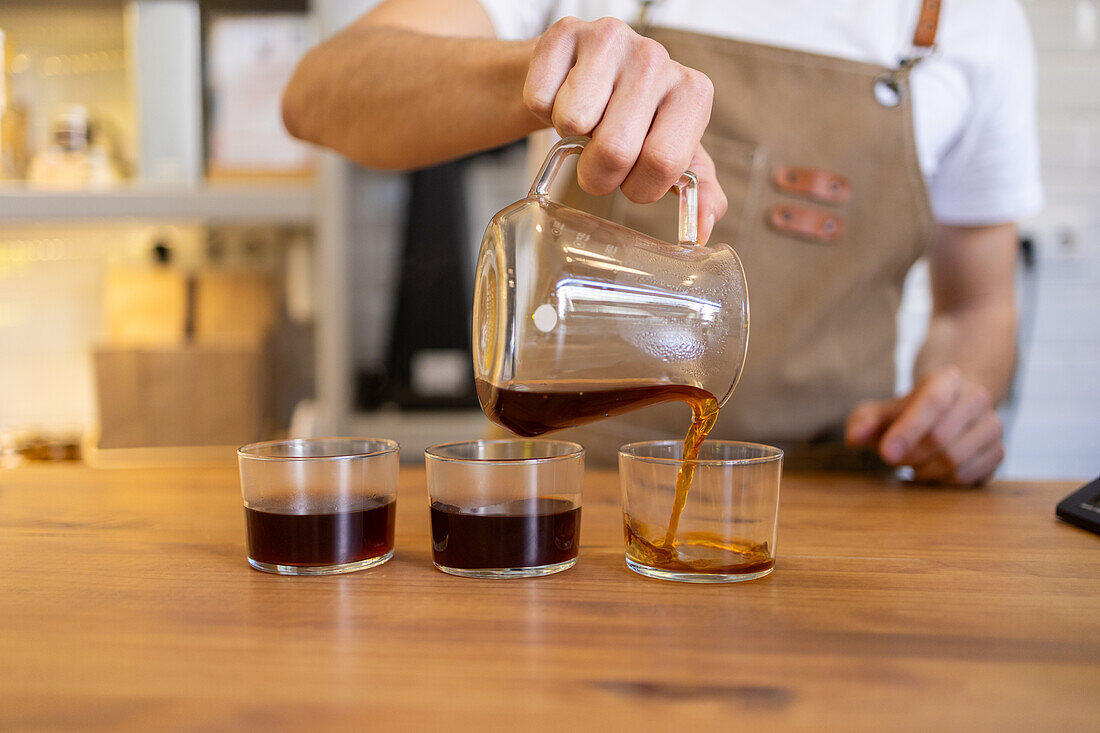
[1056,476,1100,535]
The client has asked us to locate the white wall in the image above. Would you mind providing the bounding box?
[898,0,1100,479]
[1006,0,1100,478]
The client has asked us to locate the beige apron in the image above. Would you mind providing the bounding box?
[533,1,941,469]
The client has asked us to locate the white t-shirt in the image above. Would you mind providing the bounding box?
[478,0,1043,226]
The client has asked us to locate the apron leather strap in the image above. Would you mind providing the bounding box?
[885,0,943,93]
[912,0,942,49]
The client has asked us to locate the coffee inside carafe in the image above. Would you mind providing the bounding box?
[475,378,714,437]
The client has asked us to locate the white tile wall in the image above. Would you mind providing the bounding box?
[1039,114,1100,168]
[1025,0,1099,50]
[899,0,1100,479]
[1002,0,1100,479]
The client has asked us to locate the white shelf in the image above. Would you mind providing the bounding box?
[0,182,317,224]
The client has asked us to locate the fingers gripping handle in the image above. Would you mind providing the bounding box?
[528,136,700,246]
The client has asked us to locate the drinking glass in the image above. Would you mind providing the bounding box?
[424,439,584,578]
[619,440,782,583]
[238,437,399,575]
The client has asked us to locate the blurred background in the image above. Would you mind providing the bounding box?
[0,0,1096,477]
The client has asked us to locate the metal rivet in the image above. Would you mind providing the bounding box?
[873,76,902,108]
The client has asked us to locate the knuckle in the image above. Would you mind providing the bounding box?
[540,18,572,46]
[535,29,571,58]
[942,364,963,386]
[589,137,635,172]
[523,87,553,119]
[537,24,578,56]
[944,445,966,470]
[923,366,956,395]
[636,38,670,73]
[619,180,656,204]
[970,385,992,412]
[550,15,580,32]
[588,16,628,46]
[929,424,952,451]
[683,67,714,100]
[642,143,685,181]
[924,386,951,414]
[552,107,594,136]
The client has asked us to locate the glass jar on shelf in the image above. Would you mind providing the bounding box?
[27,104,122,188]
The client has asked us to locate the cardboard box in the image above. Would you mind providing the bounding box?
[104,268,189,346]
[193,270,276,345]
[93,344,271,449]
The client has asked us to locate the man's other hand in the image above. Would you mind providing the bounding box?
[845,366,1006,485]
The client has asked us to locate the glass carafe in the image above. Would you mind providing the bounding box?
[472,136,749,437]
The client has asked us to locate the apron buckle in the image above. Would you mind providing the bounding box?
[873,49,934,108]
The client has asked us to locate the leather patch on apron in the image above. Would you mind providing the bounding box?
[772,166,851,204]
[767,204,845,242]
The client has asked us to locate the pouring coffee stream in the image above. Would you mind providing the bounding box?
[472,136,750,567]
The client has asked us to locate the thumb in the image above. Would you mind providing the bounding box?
[845,399,902,447]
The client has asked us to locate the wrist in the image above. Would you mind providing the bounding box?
[491,39,543,134]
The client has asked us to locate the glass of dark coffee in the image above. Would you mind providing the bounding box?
[424,439,583,578]
[237,438,398,575]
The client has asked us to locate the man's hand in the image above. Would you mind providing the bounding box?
[525,16,727,242]
[845,366,1006,484]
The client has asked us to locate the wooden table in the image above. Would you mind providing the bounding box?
[2,465,1098,731]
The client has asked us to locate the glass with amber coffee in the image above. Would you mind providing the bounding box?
[424,439,583,578]
[619,440,782,583]
[238,438,398,575]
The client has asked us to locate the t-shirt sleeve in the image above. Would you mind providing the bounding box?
[477,0,556,40]
[929,0,1044,225]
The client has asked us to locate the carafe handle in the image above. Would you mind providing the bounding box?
[528,136,699,246]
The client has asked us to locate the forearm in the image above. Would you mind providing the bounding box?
[282,26,540,170]
[914,302,1018,404]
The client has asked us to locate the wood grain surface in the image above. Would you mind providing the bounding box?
[1,465,1098,731]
